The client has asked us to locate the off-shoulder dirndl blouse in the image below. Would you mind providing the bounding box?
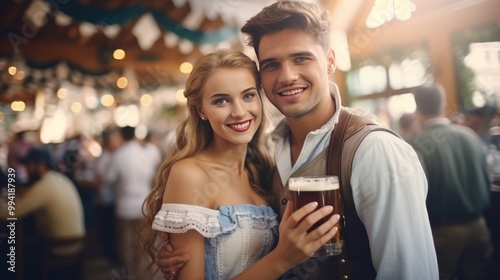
[153,203,279,280]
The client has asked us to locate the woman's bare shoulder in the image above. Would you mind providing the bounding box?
[171,158,208,177]
[162,158,213,207]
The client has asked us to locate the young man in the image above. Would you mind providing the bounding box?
[157,1,438,279]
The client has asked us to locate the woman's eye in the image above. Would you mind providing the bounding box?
[243,93,256,100]
[213,98,228,105]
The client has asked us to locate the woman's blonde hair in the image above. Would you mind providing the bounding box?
[136,49,275,278]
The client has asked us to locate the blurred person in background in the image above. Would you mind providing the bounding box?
[7,130,37,185]
[104,125,160,275]
[0,146,85,277]
[140,131,163,165]
[463,107,500,275]
[56,133,101,231]
[463,107,497,154]
[484,124,500,274]
[0,127,8,191]
[410,83,494,280]
[449,111,465,125]
[398,113,421,142]
[92,126,123,264]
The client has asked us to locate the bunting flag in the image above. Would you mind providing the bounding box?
[46,0,240,50]
[3,0,277,102]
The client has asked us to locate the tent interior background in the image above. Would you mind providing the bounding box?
[0,0,499,148]
[0,1,500,279]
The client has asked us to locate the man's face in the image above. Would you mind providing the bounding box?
[257,29,335,119]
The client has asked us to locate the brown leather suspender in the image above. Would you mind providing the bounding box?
[327,108,401,279]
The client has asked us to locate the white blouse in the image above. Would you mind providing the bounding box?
[153,203,278,280]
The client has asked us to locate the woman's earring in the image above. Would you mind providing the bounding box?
[200,116,206,120]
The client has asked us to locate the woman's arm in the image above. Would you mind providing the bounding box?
[156,235,191,276]
[160,160,213,280]
[168,231,206,280]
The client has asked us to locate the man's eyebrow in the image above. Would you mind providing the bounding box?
[259,58,275,67]
[290,51,314,58]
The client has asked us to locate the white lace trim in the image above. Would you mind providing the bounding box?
[152,204,222,238]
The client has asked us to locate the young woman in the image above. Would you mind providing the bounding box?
[137,49,338,280]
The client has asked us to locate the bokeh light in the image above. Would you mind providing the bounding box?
[113,49,126,60]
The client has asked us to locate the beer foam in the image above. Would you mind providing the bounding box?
[288,177,339,191]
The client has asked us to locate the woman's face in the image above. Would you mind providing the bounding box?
[199,68,261,147]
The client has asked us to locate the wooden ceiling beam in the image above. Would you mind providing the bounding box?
[0,36,192,72]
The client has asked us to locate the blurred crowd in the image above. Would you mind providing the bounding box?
[1,99,499,278]
[0,125,166,278]
[398,103,500,278]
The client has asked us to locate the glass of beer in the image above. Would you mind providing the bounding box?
[289,175,342,257]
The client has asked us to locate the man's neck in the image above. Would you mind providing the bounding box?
[418,113,450,128]
[287,98,336,164]
[290,98,335,141]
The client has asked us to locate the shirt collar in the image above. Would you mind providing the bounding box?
[424,117,450,128]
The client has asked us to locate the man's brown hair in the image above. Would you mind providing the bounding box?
[241,0,331,56]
